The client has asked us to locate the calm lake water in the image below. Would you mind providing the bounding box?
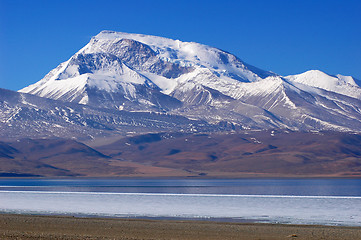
[0,179,361,226]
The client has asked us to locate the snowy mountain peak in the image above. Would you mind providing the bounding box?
[287,70,358,86]
[285,70,361,99]
[17,31,361,132]
[19,31,275,107]
[85,30,274,81]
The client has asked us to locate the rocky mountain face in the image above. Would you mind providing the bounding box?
[17,31,361,133]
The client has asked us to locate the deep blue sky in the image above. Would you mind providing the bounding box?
[1,0,360,91]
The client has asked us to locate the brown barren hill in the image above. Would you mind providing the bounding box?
[97,130,361,178]
[1,131,361,178]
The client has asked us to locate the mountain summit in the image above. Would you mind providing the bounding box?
[19,30,361,132]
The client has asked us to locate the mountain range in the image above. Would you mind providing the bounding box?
[1,30,361,177]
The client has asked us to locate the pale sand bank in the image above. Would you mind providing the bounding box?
[0,214,361,240]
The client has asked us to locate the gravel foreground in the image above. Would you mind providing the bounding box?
[0,214,361,240]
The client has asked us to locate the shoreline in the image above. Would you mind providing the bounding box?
[0,211,269,224]
[1,214,361,240]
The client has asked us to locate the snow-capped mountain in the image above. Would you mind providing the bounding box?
[20,31,272,111]
[18,30,361,132]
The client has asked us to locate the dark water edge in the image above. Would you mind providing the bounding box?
[1,178,361,197]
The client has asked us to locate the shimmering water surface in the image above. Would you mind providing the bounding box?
[0,179,360,226]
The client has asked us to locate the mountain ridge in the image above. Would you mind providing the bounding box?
[13,30,361,133]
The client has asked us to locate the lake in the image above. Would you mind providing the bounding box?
[0,178,360,226]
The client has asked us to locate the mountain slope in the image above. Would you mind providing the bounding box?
[18,31,361,132]
[97,131,361,177]
[0,138,158,177]
[0,139,110,177]
[0,88,216,141]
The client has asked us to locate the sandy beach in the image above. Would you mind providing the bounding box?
[0,214,360,240]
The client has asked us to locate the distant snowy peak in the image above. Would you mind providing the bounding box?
[19,30,276,106]
[285,70,361,99]
[286,70,359,87]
